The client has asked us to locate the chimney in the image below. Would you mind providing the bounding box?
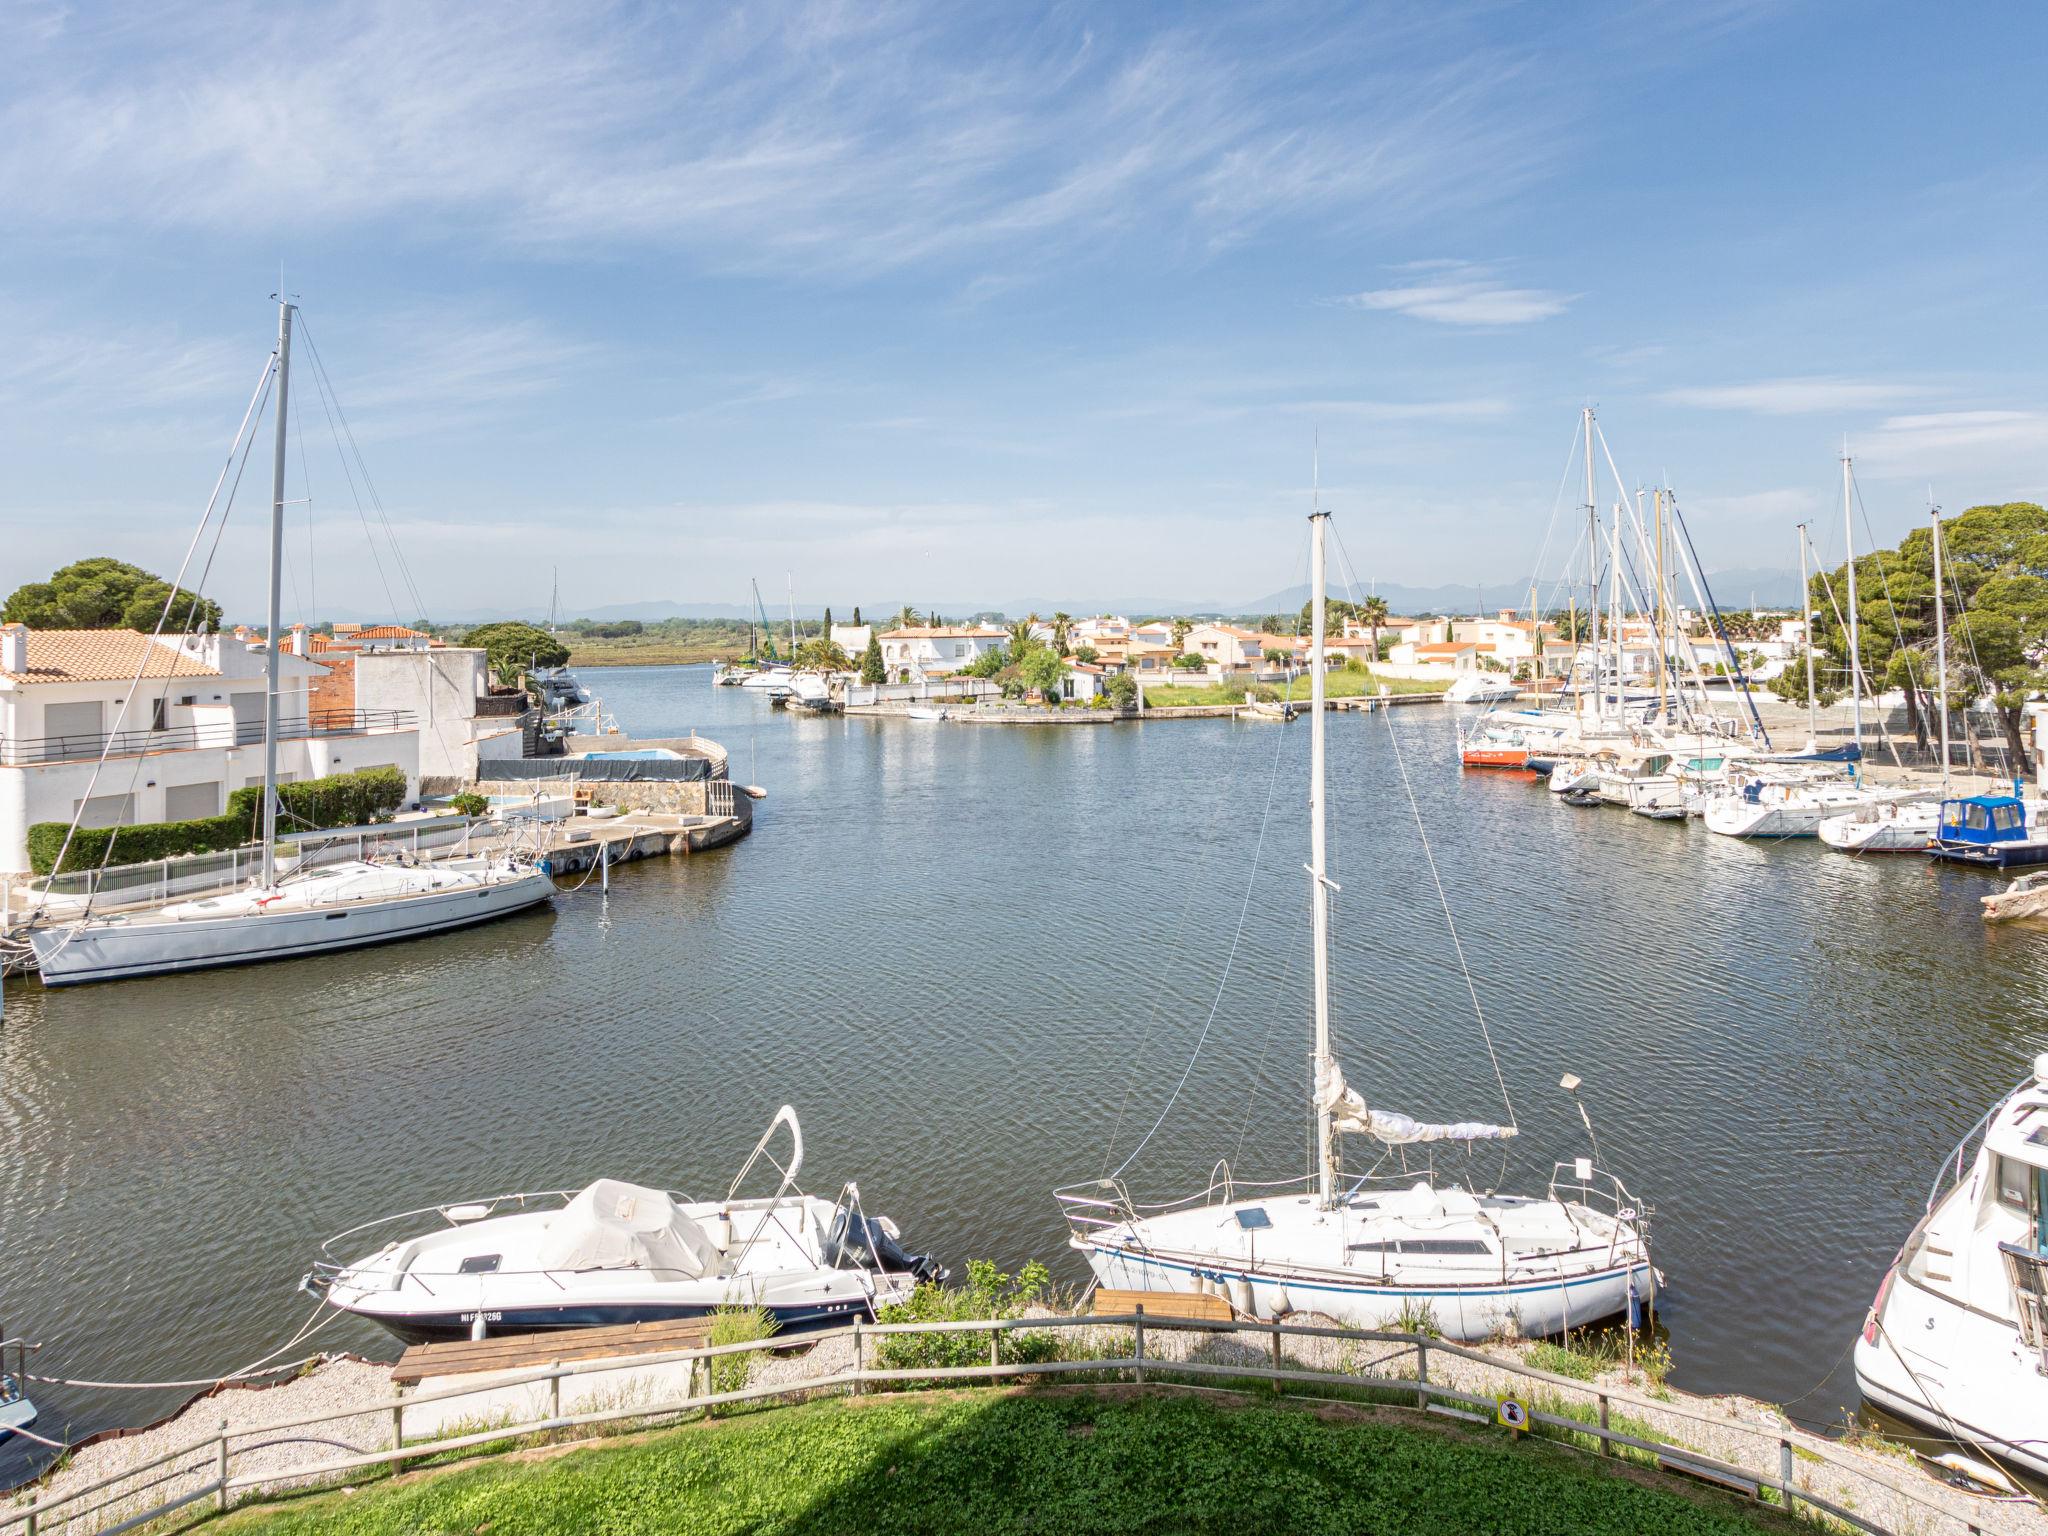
[0,624,24,673]
[288,623,310,658]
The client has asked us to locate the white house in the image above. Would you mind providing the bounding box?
[0,624,419,876]
[1182,623,1270,673]
[353,647,527,788]
[878,625,1008,680]
[1060,662,1107,702]
[829,623,873,661]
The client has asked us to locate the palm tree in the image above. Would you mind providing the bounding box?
[1171,617,1192,655]
[893,604,920,629]
[1362,595,1390,662]
[1051,611,1073,655]
[1006,618,1035,656]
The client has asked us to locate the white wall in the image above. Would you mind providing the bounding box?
[353,649,489,782]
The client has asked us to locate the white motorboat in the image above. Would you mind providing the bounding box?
[741,667,795,698]
[23,299,555,987]
[1854,1056,2048,1481]
[904,706,949,722]
[0,1339,35,1440]
[1239,699,1297,722]
[1817,799,1939,854]
[1443,674,1521,704]
[308,1107,944,1344]
[783,672,839,712]
[1057,508,1654,1340]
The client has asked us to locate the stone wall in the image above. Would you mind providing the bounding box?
[473,776,711,816]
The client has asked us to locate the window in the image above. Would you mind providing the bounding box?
[1967,803,1992,832]
[1996,805,2023,832]
[1997,1155,2031,1212]
[150,696,169,732]
[1348,1238,1493,1256]
[163,781,221,821]
[73,793,137,829]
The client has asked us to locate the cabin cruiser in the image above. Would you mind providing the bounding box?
[782,673,840,712]
[1443,674,1521,705]
[741,667,796,698]
[1929,796,2048,870]
[306,1107,943,1343]
[1854,1056,2048,1480]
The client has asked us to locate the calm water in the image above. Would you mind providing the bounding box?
[3,662,2043,1472]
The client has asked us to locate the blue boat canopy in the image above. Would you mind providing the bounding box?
[1939,796,2029,844]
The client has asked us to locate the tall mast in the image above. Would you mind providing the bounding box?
[1932,503,1950,792]
[260,297,294,888]
[1309,506,1335,1209]
[1843,448,1863,752]
[1582,407,1599,723]
[1608,505,1622,714]
[1653,488,1668,719]
[1797,523,1817,746]
[786,573,797,657]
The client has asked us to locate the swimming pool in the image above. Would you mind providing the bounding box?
[582,748,684,760]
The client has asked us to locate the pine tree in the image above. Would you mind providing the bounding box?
[860,633,886,684]
[823,607,833,639]
[852,605,862,626]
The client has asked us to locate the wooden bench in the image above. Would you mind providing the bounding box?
[1091,1288,1233,1323]
[391,1317,716,1385]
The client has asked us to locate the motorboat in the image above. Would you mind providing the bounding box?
[1983,872,2048,924]
[905,706,949,722]
[30,853,552,987]
[741,667,796,698]
[307,1107,945,1344]
[0,1340,34,1441]
[1240,699,1297,722]
[1056,508,1654,1340]
[1444,674,1521,705]
[1560,785,1603,808]
[783,673,840,712]
[1930,795,2048,869]
[712,662,753,687]
[1854,1056,2048,1481]
[1818,799,1939,854]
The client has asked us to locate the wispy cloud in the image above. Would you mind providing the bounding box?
[1856,409,2048,467]
[0,4,1573,280]
[1340,261,1576,326]
[1657,377,1929,414]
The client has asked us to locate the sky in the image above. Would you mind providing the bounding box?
[2,0,2045,622]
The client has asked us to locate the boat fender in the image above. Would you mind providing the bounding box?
[1229,1278,1255,1317]
[470,1312,488,1342]
[1265,1285,1292,1319]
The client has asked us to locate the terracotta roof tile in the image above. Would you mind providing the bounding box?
[0,628,220,686]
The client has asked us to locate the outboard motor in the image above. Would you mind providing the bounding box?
[824,1208,948,1285]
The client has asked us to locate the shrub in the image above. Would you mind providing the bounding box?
[874,1260,1061,1374]
[449,792,489,818]
[707,1305,778,1397]
[27,764,409,874]
[1104,673,1138,710]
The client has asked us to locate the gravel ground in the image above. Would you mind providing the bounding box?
[10,1322,2036,1536]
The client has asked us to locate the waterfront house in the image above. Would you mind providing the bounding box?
[879,624,1008,680]
[0,623,419,875]
[1183,623,1269,673]
[829,622,873,660]
[1061,662,1106,703]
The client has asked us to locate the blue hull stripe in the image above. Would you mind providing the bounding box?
[1097,1245,1646,1300]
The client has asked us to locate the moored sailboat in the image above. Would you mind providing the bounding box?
[1057,507,1654,1340]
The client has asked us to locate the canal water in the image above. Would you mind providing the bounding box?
[3,662,2042,1472]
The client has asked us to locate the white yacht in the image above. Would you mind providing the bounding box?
[1444,674,1520,704]
[741,667,795,698]
[1057,509,1654,1340]
[1854,1057,2048,1480]
[308,1107,944,1343]
[23,299,554,987]
[1817,800,1940,854]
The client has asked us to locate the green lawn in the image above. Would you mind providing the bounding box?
[219,1391,1797,1536]
[1140,668,1449,708]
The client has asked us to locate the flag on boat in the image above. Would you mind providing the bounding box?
[1316,1060,1516,1144]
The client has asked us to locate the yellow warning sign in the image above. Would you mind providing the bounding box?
[1496,1395,1530,1431]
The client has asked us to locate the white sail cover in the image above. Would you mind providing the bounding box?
[534,1179,723,1277]
[1317,1060,1516,1145]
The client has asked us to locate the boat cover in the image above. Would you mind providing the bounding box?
[1316,1060,1516,1144]
[534,1180,723,1277]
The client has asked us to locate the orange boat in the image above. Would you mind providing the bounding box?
[1461,743,1530,769]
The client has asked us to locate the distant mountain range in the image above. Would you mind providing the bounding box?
[283,566,1803,628]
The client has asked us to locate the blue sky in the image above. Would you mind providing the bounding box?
[2,0,2044,620]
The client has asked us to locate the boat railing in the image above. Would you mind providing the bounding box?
[1925,1078,2023,1214]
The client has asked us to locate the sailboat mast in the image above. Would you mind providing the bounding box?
[1582,407,1598,723]
[1843,449,1863,752]
[1932,504,1950,792]
[1308,507,1335,1208]
[1797,524,1817,746]
[260,297,294,888]
[786,574,796,657]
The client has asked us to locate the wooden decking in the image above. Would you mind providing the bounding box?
[391,1316,715,1384]
[1090,1287,1233,1323]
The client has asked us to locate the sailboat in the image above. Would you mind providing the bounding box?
[1056,508,1654,1339]
[27,300,553,987]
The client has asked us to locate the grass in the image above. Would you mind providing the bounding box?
[216,1390,1805,1536]
[562,635,748,668]
[1523,1326,1675,1390]
[1139,667,1449,708]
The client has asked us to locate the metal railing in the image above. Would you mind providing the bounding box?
[1,1313,2002,1536]
[0,709,416,766]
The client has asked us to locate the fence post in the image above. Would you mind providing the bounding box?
[1415,1339,1428,1409]
[550,1361,561,1424]
[851,1320,864,1396]
[990,1323,1002,1371]
[216,1419,230,1511]
[390,1403,405,1470]
[1133,1305,1146,1385]
[1778,1438,1796,1516]
[1270,1322,1283,1395]
[1597,1393,1610,1454]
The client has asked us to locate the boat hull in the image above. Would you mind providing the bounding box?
[30,869,553,987]
[1079,1241,1649,1341]
[1931,841,2048,870]
[361,1295,881,1347]
[1461,747,1530,769]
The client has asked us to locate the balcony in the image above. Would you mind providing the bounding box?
[0,708,417,767]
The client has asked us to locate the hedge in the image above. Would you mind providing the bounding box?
[27,765,407,875]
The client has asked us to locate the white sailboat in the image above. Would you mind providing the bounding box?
[1854,1055,2048,1480]
[1057,509,1654,1340]
[27,300,552,987]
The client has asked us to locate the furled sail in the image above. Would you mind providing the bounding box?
[1316,1060,1516,1144]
